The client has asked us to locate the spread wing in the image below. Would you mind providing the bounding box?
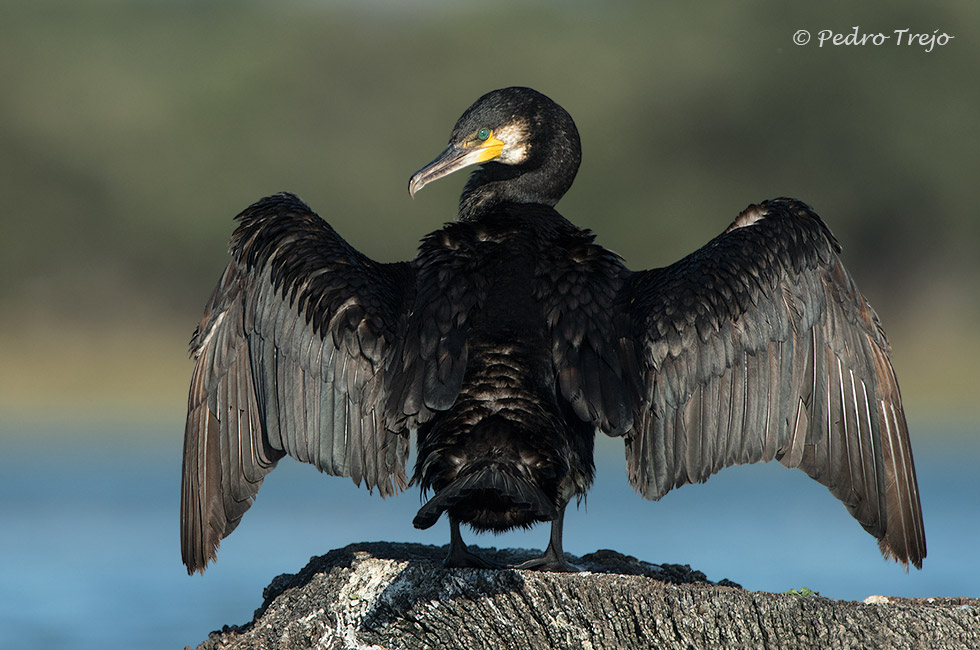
[180,193,414,573]
[621,198,925,568]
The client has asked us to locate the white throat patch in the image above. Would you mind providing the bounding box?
[495,122,530,164]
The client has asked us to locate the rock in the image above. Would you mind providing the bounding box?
[191,542,979,650]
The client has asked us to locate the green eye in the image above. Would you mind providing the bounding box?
[477,128,491,141]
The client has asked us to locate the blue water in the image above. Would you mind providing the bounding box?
[1,419,976,650]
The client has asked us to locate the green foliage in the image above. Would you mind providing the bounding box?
[786,587,821,597]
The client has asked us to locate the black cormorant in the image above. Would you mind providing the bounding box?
[181,87,925,573]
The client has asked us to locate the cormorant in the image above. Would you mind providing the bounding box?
[181,87,925,574]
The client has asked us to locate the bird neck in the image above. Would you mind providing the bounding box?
[458,154,580,221]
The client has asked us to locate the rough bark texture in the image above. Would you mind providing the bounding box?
[191,543,978,650]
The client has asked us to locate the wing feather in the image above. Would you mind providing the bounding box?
[180,193,412,574]
[621,198,925,568]
[700,373,720,478]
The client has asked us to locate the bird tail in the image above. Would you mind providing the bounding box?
[413,463,557,530]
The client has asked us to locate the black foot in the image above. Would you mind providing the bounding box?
[443,515,502,569]
[512,504,579,571]
[444,545,502,569]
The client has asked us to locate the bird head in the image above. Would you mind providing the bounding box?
[408,87,581,216]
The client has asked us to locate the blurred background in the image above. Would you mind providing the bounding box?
[1,1,977,648]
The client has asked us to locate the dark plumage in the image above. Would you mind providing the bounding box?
[181,86,925,574]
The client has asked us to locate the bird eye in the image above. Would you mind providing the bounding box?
[477,128,491,141]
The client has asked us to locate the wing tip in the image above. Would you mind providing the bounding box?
[878,536,926,572]
[181,537,221,576]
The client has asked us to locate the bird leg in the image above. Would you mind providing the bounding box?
[443,515,501,569]
[513,505,581,572]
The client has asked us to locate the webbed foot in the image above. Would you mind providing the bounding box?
[444,545,503,569]
[443,515,502,569]
[512,505,579,572]
[513,553,581,572]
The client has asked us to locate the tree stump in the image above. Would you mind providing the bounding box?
[190,542,978,650]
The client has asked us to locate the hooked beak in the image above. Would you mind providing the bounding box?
[408,135,505,197]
